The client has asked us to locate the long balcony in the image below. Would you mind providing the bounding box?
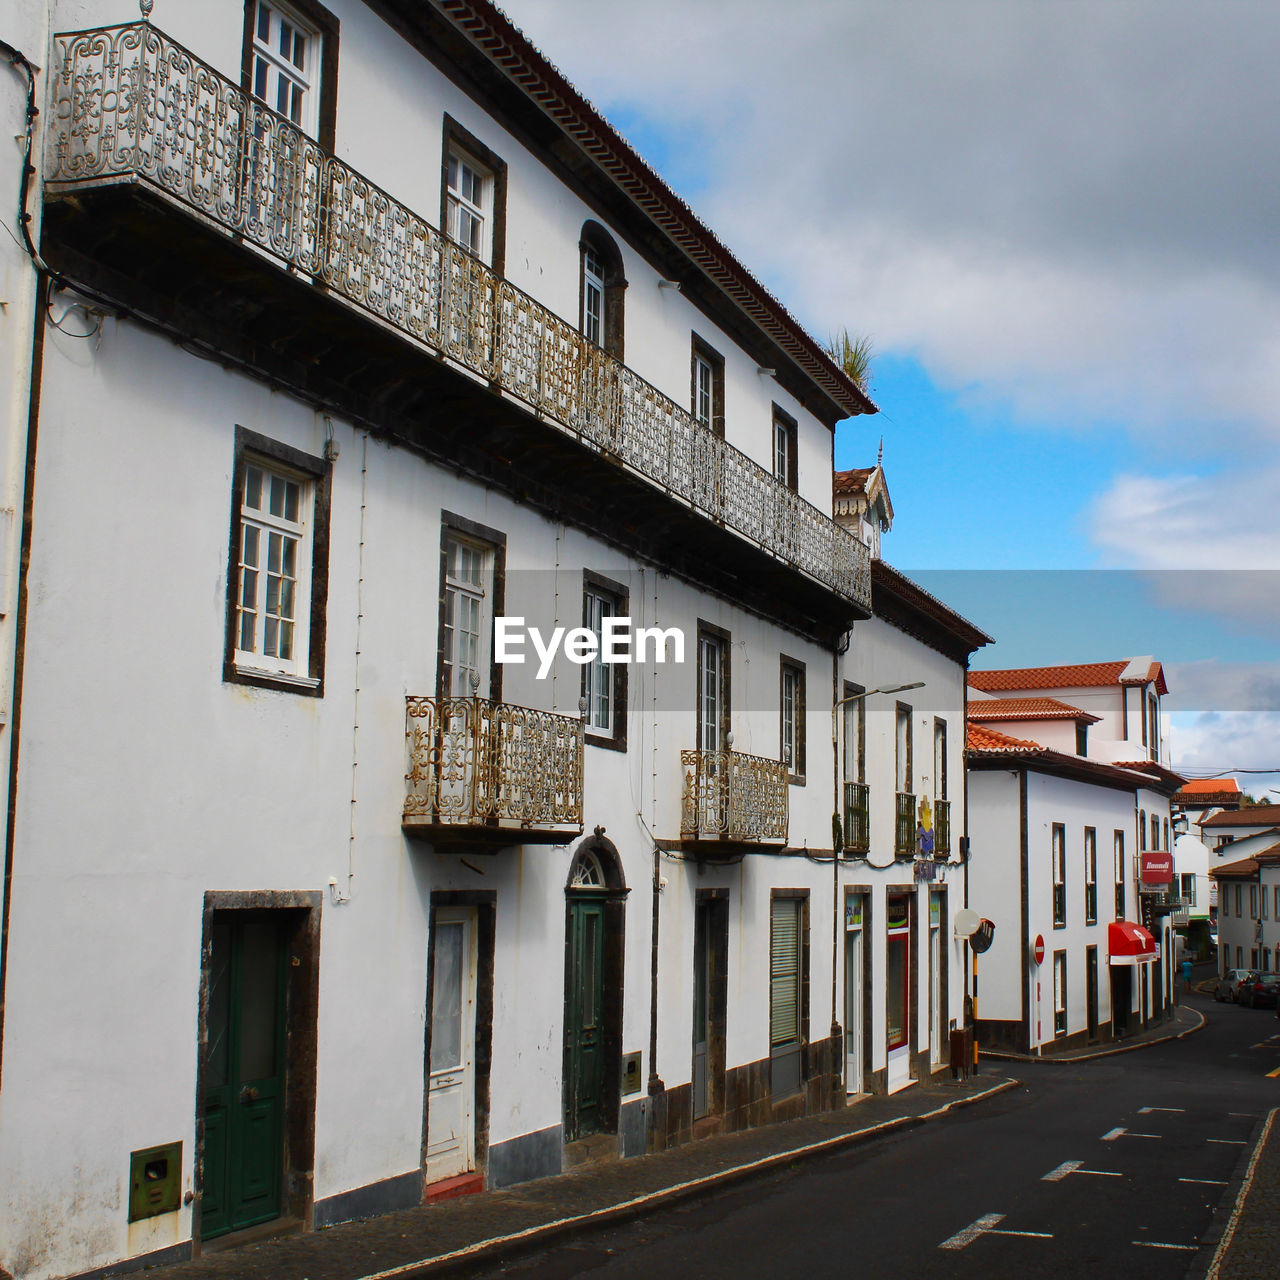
[404,696,584,846]
[680,749,788,849]
[46,22,871,621]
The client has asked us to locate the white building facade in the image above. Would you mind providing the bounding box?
[0,4,982,1278]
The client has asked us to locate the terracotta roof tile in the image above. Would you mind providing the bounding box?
[1177,778,1242,795]
[966,724,1045,752]
[969,659,1168,696]
[968,697,1101,724]
[1200,805,1280,828]
[833,467,874,496]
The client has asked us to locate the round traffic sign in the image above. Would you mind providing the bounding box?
[1033,934,1045,965]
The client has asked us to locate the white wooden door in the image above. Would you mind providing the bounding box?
[426,909,476,1182]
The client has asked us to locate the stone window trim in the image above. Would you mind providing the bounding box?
[223,426,331,697]
[436,511,507,704]
[581,568,629,754]
[440,115,508,274]
[239,0,340,151]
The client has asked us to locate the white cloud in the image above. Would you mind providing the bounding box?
[501,0,1280,442]
[1169,710,1280,799]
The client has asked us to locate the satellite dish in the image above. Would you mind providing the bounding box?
[954,908,980,938]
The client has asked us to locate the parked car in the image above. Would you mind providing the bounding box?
[1215,969,1258,1002]
[1238,974,1280,1008]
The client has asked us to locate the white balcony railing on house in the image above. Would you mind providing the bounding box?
[404,696,584,837]
[47,23,872,612]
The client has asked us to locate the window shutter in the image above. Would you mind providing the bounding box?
[770,900,800,1046]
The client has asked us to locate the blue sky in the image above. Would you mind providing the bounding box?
[504,0,1280,789]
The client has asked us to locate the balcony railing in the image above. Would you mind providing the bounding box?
[843,781,870,854]
[894,791,916,857]
[933,798,950,857]
[47,22,871,613]
[404,696,583,839]
[681,749,788,845]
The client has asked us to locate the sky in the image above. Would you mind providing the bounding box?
[499,0,1280,793]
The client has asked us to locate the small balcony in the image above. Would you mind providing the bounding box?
[894,791,916,857]
[680,749,788,850]
[404,696,584,847]
[933,798,951,858]
[45,22,871,619]
[842,781,870,855]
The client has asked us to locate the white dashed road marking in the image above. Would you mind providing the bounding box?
[1132,1241,1197,1251]
[1208,1139,1247,1145]
[1139,1106,1184,1113]
[939,1214,1054,1250]
[1180,1178,1228,1186]
[1043,1161,1080,1181]
[1102,1127,1160,1141]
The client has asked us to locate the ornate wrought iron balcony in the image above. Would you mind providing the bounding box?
[404,696,584,844]
[843,781,870,855]
[681,749,788,847]
[894,791,916,857]
[47,22,871,613]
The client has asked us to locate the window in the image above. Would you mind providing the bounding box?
[226,428,329,694]
[691,336,725,438]
[244,0,337,144]
[441,117,507,271]
[896,703,913,794]
[1164,817,1170,851]
[582,571,627,751]
[772,407,797,491]
[1139,809,1147,850]
[842,682,868,854]
[579,222,626,360]
[1147,691,1160,760]
[697,625,730,754]
[1075,721,1089,756]
[1052,824,1066,927]
[1084,828,1097,924]
[1274,887,1279,919]
[769,894,807,1098]
[1262,882,1268,920]
[1181,873,1197,907]
[1053,953,1067,1036]
[1235,884,1243,917]
[780,658,806,781]
[1250,885,1259,918]
[894,703,914,856]
[437,513,505,701]
[1150,812,1160,850]
[1114,831,1125,918]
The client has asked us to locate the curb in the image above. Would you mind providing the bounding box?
[357,1078,1019,1280]
[979,1008,1205,1064]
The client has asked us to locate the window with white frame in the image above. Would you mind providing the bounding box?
[228,431,328,693]
[237,462,308,672]
[772,408,797,491]
[1151,812,1160,850]
[1114,830,1125,918]
[582,245,605,347]
[780,658,805,779]
[1052,824,1066,926]
[446,148,491,260]
[582,576,627,745]
[1235,884,1243,916]
[1274,886,1279,919]
[250,1,321,134]
[441,535,493,698]
[1084,827,1097,924]
[1053,952,1067,1035]
[1181,873,1197,906]
[691,337,725,438]
[1250,884,1259,918]
[697,626,729,755]
[1139,808,1147,850]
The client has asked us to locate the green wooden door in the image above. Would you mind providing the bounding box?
[201,913,287,1239]
[566,897,606,1139]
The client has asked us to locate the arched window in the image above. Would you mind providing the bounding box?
[579,222,626,360]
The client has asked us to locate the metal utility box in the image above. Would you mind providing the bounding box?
[128,1142,182,1222]
[621,1051,642,1096]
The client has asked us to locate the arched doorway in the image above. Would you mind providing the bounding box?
[564,828,628,1144]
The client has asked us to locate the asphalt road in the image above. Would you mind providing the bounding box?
[467,991,1279,1280]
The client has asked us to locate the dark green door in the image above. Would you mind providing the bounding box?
[201,913,287,1239]
[566,897,606,1140]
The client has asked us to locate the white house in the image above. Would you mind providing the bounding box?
[1211,843,1280,979]
[965,660,1184,1054]
[0,4,983,1278]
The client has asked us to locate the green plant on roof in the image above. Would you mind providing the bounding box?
[825,329,874,393]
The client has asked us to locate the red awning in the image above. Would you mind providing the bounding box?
[1109,920,1157,966]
